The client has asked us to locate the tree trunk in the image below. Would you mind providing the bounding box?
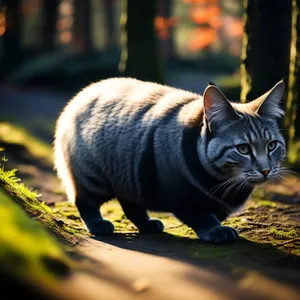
[286,0,300,158]
[103,0,116,48]
[41,0,59,51]
[240,0,292,104]
[73,0,92,52]
[119,0,163,83]
[1,0,22,64]
[157,0,176,61]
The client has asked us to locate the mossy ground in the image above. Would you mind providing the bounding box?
[55,196,300,268]
[0,153,86,243]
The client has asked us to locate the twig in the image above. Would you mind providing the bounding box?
[265,238,300,249]
[247,221,270,227]
[246,221,300,228]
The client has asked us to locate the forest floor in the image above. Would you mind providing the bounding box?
[1,83,300,299]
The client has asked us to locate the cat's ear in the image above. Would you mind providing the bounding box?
[203,85,240,132]
[248,80,285,119]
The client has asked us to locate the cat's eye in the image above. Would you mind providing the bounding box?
[267,141,277,151]
[237,144,251,155]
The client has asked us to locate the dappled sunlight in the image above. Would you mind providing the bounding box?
[0,122,53,162]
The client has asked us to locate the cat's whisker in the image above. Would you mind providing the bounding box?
[221,176,245,200]
[207,175,240,198]
[208,174,245,198]
[234,177,249,198]
[278,168,299,177]
[273,174,283,183]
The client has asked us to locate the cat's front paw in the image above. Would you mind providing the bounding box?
[87,219,115,236]
[196,225,238,244]
[138,219,164,234]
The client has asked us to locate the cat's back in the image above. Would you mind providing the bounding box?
[57,77,199,138]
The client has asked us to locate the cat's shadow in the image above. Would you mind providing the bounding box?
[92,231,300,287]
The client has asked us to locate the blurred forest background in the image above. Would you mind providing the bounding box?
[0,0,243,87]
[1,0,300,160]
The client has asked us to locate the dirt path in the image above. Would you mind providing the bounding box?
[1,84,300,299]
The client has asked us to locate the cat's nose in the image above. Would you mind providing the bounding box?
[260,169,271,177]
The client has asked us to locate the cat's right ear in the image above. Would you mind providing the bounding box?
[203,85,240,132]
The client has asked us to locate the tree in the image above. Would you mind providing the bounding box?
[119,0,163,83]
[73,0,92,51]
[286,0,300,156]
[157,0,176,61]
[1,0,22,69]
[103,0,117,49]
[41,0,59,51]
[240,0,292,104]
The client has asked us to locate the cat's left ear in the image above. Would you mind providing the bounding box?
[248,80,285,119]
[203,85,240,132]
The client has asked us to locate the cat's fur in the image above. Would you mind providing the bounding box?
[54,77,286,244]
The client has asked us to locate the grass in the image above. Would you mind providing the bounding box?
[0,156,39,198]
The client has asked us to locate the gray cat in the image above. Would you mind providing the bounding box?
[54,78,286,244]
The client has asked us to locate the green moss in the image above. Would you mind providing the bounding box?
[0,122,52,163]
[0,189,70,285]
[256,200,277,208]
[270,227,298,239]
[0,156,38,200]
[224,217,245,226]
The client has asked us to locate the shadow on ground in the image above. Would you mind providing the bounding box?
[93,230,300,286]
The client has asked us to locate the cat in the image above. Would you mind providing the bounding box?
[54,77,286,244]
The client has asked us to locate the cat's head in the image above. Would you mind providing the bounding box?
[199,80,286,185]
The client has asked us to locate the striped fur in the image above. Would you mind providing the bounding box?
[54,78,286,242]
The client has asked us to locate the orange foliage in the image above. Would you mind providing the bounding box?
[59,1,73,15]
[222,16,243,38]
[155,16,178,39]
[190,5,221,28]
[57,16,73,31]
[188,27,218,51]
[185,0,221,50]
[59,31,72,44]
[0,11,6,36]
[183,0,218,4]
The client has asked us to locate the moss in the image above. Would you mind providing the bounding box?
[256,200,277,208]
[0,189,70,286]
[270,227,298,239]
[0,156,39,199]
[224,217,245,227]
[0,122,52,163]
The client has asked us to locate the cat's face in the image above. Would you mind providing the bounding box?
[200,81,287,185]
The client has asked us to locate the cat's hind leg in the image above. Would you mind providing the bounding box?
[119,200,164,234]
[75,185,114,236]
